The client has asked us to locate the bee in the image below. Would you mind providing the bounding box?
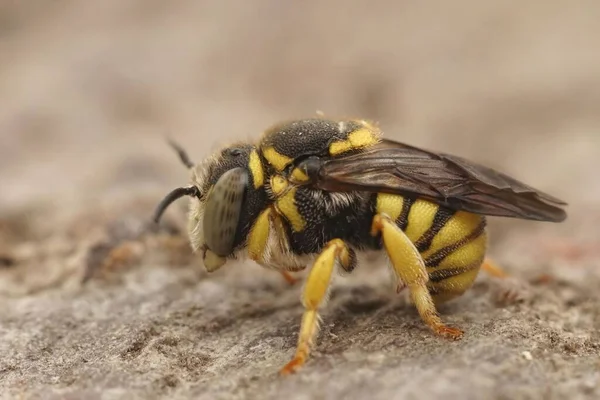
[153,118,567,374]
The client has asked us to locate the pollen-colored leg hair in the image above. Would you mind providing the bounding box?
[280,239,350,375]
[371,214,463,340]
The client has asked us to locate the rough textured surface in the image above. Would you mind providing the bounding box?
[1,1,599,399]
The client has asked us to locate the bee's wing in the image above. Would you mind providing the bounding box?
[314,139,567,222]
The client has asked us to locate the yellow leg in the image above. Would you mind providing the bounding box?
[481,258,508,279]
[280,271,299,285]
[371,214,463,340]
[280,239,351,375]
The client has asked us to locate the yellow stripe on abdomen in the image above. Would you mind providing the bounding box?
[373,193,486,303]
[375,193,405,221]
[425,218,487,303]
[404,199,439,243]
[392,196,486,274]
[421,211,484,260]
[430,232,487,271]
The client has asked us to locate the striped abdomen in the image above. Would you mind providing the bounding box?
[376,193,487,303]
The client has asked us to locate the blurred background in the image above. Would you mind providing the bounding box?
[1,1,598,216]
[1,1,599,399]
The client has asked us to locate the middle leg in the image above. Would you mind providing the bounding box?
[280,238,352,374]
[280,270,299,285]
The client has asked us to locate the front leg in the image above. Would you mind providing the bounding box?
[280,239,351,375]
[371,214,463,339]
[280,270,299,285]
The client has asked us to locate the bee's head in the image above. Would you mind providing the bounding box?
[154,142,265,272]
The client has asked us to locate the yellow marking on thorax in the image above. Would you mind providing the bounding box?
[329,127,380,156]
[248,149,264,189]
[349,127,379,147]
[421,211,484,259]
[376,193,404,221]
[404,200,439,243]
[270,175,289,196]
[291,167,309,183]
[247,208,272,261]
[329,140,352,155]
[276,188,305,232]
[262,146,293,171]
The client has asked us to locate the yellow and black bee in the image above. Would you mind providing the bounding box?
[154,118,567,374]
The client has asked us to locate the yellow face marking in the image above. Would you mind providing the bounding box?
[248,150,264,189]
[328,127,380,155]
[270,175,289,196]
[404,200,439,243]
[262,146,293,171]
[276,188,305,232]
[247,208,271,262]
[291,167,309,183]
[422,211,484,259]
[376,193,404,221]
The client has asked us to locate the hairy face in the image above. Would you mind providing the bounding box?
[186,144,257,271]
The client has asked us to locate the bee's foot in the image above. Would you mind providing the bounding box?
[492,276,531,306]
[280,356,306,375]
[434,325,464,340]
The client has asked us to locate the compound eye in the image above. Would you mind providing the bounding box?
[202,168,248,257]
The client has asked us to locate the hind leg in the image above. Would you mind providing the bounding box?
[479,258,532,305]
[481,258,508,278]
[371,214,463,339]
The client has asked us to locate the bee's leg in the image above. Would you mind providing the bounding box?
[280,238,351,375]
[481,258,508,278]
[371,214,463,340]
[480,258,533,305]
[280,271,299,285]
